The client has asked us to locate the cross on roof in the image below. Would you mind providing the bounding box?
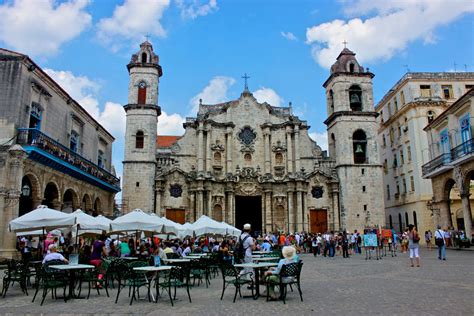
[342,40,348,48]
[242,73,250,91]
[145,34,151,42]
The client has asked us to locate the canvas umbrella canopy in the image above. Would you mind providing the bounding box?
[192,215,228,237]
[176,222,194,239]
[16,229,62,237]
[221,221,241,238]
[9,205,76,233]
[159,216,180,235]
[71,210,111,237]
[110,209,164,233]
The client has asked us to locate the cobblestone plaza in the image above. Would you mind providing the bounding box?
[0,249,472,315]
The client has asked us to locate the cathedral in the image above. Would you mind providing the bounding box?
[122,42,384,234]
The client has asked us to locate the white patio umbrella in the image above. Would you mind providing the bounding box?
[176,222,195,239]
[16,229,62,237]
[159,216,180,235]
[71,210,111,237]
[192,215,228,237]
[110,209,164,233]
[9,205,76,233]
[221,221,241,238]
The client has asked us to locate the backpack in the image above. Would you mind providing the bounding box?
[235,234,250,263]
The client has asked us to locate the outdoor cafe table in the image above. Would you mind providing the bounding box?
[253,257,279,262]
[186,253,208,257]
[234,262,278,299]
[121,257,139,260]
[49,264,95,299]
[133,265,174,302]
[252,251,269,255]
[163,258,191,264]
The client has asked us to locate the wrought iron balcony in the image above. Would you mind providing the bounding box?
[16,128,120,192]
[422,138,474,178]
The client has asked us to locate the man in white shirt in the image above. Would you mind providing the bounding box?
[240,223,255,279]
[434,225,447,260]
[42,244,68,264]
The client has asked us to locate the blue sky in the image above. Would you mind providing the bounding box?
[0,0,473,197]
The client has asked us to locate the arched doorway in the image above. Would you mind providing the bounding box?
[444,179,456,228]
[212,204,223,222]
[82,194,92,212]
[43,182,59,209]
[398,213,403,232]
[389,215,393,229]
[93,197,102,216]
[62,189,78,213]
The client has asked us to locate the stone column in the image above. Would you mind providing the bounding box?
[189,191,196,221]
[206,128,212,172]
[154,186,163,216]
[206,189,213,217]
[296,188,303,232]
[226,128,233,174]
[294,125,301,172]
[196,189,204,219]
[332,190,340,232]
[459,191,472,239]
[265,190,272,233]
[264,129,271,174]
[197,123,204,171]
[301,192,308,232]
[286,127,293,174]
[287,190,294,233]
[228,191,235,226]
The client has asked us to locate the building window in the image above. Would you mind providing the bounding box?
[403,178,407,193]
[387,185,390,200]
[361,168,365,175]
[135,130,144,149]
[394,98,398,112]
[441,85,453,99]
[329,90,334,110]
[380,110,384,123]
[98,150,104,168]
[136,182,140,187]
[141,52,147,63]
[413,211,418,228]
[353,130,367,164]
[410,175,415,192]
[405,212,409,227]
[363,204,367,211]
[420,85,431,98]
[399,213,403,232]
[389,215,393,229]
[362,186,366,192]
[383,159,388,173]
[70,131,79,152]
[407,146,412,161]
[393,155,398,168]
[396,184,400,195]
[400,90,405,105]
[349,85,362,111]
[400,149,404,165]
[389,128,394,144]
[440,129,450,154]
[387,103,392,117]
[137,81,147,104]
[382,134,386,147]
[460,113,471,146]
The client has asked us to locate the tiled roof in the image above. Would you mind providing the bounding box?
[157,135,180,148]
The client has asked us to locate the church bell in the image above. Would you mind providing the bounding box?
[350,93,360,103]
[355,144,364,154]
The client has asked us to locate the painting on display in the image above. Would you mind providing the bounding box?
[363,233,378,247]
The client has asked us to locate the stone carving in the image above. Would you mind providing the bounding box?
[169,184,183,198]
[311,186,324,199]
[272,140,287,153]
[238,126,256,146]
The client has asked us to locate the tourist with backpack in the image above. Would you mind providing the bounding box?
[237,223,255,278]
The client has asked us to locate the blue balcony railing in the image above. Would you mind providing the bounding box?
[17,128,120,192]
[422,138,474,177]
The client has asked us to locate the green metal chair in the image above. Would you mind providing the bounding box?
[156,265,192,306]
[114,260,151,305]
[220,263,254,303]
[265,261,303,304]
[31,260,68,306]
[77,260,110,299]
[1,259,29,297]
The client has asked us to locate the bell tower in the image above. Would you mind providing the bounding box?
[122,41,162,213]
[323,47,384,231]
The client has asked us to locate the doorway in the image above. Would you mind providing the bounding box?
[166,209,185,224]
[235,196,262,236]
[309,209,327,233]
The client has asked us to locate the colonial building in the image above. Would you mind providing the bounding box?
[375,72,474,237]
[122,42,384,234]
[0,48,120,257]
[423,88,474,239]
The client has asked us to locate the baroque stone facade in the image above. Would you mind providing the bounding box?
[122,43,384,234]
[0,48,119,257]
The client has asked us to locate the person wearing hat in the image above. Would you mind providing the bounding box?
[239,223,255,278]
[264,246,299,300]
[42,244,69,264]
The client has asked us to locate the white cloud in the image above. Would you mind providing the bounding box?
[281,31,298,41]
[190,76,236,114]
[158,111,186,135]
[45,68,126,139]
[306,0,474,68]
[253,88,283,107]
[176,0,218,19]
[309,132,328,151]
[97,0,170,51]
[0,0,91,57]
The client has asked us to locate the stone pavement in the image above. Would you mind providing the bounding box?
[0,248,472,316]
